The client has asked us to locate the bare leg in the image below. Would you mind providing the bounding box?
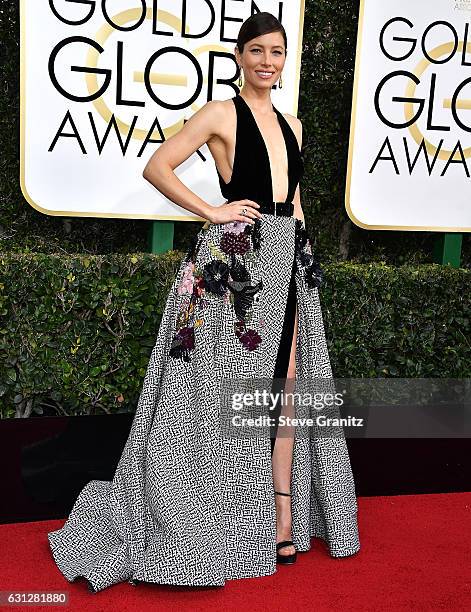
[271,305,298,557]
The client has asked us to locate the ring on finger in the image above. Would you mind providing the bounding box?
[241,207,247,216]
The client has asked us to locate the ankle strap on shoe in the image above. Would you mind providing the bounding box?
[276,540,295,551]
[274,490,292,497]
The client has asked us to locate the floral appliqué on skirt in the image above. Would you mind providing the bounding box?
[294,218,324,290]
[169,218,264,362]
[169,217,323,362]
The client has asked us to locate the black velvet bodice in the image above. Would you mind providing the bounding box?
[215,93,304,204]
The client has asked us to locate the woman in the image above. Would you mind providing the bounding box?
[47,12,360,592]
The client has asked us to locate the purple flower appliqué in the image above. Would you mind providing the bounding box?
[169,325,195,362]
[220,231,250,256]
[178,326,195,349]
[239,329,262,351]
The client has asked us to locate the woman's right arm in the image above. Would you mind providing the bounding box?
[142,100,260,224]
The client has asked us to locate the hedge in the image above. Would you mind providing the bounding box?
[1,253,469,418]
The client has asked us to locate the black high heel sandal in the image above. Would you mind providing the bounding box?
[274,490,297,565]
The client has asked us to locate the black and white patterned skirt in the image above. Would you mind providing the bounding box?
[47,215,360,592]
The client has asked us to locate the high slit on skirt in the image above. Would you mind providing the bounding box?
[270,249,297,455]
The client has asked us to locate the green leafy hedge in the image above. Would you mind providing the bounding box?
[0,252,181,418]
[1,253,469,418]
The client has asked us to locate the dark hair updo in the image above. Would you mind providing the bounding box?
[236,12,287,54]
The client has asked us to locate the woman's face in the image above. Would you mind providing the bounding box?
[235,31,286,90]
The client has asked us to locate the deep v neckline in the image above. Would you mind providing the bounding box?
[237,94,290,203]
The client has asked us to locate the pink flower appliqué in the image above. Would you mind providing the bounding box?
[177,262,195,295]
[224,220,250,235]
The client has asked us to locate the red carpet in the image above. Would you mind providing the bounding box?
[0,492,470,611]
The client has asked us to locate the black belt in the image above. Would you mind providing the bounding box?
[257,201,294,217]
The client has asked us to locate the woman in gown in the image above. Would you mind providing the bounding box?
[47,12,360,592]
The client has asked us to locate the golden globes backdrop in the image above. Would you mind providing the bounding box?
[20,0,305,221]
[347,0,471,231]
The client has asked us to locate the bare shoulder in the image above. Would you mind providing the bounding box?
[282,113,303,146]
[210,97,237,122]
[188,99,226,123]
[197,98,235,121]
[189,98,235,140]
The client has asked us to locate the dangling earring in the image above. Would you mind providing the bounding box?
[238,66,243,88]
[278,73,283,89]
